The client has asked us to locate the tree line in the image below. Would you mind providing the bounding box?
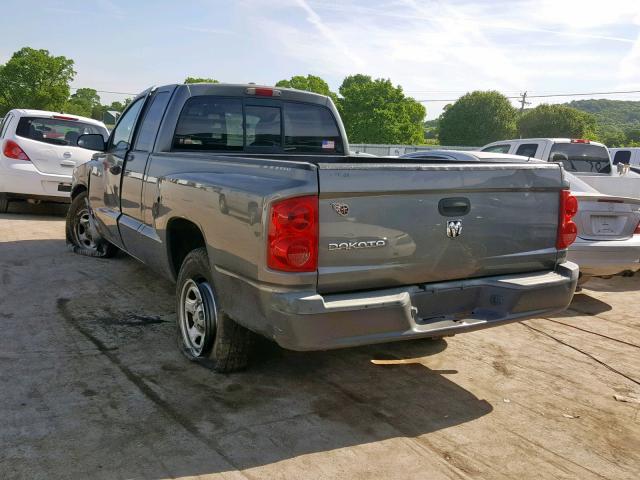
[1,46,636,147]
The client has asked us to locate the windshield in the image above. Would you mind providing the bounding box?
[16,117,108,147]
[549,143,611,174]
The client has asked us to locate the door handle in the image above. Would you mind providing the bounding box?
[438,197,470,216]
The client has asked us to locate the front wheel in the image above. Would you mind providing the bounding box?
[65,191,118,258]
[176,247,254,372]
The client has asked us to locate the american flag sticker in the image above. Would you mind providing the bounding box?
[322,139,335,149]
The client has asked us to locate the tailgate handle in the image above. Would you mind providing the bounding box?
[439,197,470,216]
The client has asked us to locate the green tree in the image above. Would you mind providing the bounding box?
[0,47,75,115]
[65,88,101,118]
[438,91,517,146]
[184,77,218,84]
[596,125,627,147]
[518,104,597,139]
[276,74,338,103]
[338,74,426,144]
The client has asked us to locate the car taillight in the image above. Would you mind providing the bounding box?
[634,221,640,235]
[267,195,318,272]
[245,87,282,97]
[557,189,578,249]
[3,139,30,161]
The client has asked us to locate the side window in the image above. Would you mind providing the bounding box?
[173,97,243,151]
[134,92,171,152]
[515,143,539,157]
[0,114,13,138]
[283,102,343,153]
[109,98,144,157]
[481,144,511,153]
[613,150,631,165]
[245,105,281,148]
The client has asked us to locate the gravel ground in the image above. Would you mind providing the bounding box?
[1,202,639,480]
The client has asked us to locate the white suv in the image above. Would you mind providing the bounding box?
[0,109,109,212]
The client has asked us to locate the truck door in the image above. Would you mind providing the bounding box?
[118,86,174,259]
[89,95,147,247]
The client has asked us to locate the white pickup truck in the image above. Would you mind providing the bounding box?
[481,138,640,199]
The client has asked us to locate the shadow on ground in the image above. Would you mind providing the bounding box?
[1,237,493,479]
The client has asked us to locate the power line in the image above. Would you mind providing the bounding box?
[70,86,137,96]
[416,89,640,102]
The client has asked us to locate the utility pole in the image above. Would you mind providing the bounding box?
[519,91,531,112]
[518,91,531,139]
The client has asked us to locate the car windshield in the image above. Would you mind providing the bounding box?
[16,117,108,147]
[549,143,611,174]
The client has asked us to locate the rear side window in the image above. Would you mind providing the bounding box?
[173,97,243,151]
[549,143,611,174]
[134,92,171,152]
[515,143,538,157]
[0,114,13,138]
[613,150,631,165]
[172,96,342,154]
[482,144,511,153]
[16,117,107,146]
[284,102,343,153]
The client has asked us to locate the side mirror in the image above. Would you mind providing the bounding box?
[77,134,106,152]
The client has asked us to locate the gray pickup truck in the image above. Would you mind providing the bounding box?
[66,83,579,372]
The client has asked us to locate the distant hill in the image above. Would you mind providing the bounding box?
[565,99,640,129]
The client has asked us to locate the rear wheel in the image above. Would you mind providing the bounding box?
[0,194,8,213]
[176,247,254,372]
[66,191,118,258]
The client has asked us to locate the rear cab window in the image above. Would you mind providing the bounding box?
[481,144,511,154]
[16,116,108,147]
[549,142,611,174]
[172,96,343,154]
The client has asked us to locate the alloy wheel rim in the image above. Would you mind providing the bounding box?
[75,208,98,250]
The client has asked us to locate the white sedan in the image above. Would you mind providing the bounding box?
[0,109,109,213]
[567,173,640,286]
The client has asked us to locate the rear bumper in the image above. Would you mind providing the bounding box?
[569,237,640,276]
[0,160,72,199]
[261,262,579,351]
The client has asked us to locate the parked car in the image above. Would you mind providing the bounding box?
[0,110,109,212]
[481,138,640,199]
[610,147,640,170]
[481,138,613,173]
[565,172,640,285]
[66,84,579,372]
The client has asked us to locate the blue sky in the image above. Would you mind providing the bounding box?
[1,0,639,119]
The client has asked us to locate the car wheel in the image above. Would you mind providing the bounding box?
[176,247,254,372]
[0,194,9,213]
[65,191,118,258]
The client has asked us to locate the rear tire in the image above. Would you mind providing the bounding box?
[176,247,254,372]
[66,191,118,258]
[0,194,8,213]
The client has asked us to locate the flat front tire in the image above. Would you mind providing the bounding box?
[176,247,253,372]
[66,191,118,258]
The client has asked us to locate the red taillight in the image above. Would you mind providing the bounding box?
[570,139,590,144]
[557,190,578,249]
[245,87,282,97]
[267,195,318,272]
[634,221,640,235]
[53,115,78,121]
[3,139,30,161]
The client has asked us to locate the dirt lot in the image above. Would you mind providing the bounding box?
[1,203,639,480]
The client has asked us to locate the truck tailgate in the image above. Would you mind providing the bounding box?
[317,162,563,293]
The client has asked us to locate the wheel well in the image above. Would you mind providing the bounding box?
[71,185,87,200]
[167,218,206,279]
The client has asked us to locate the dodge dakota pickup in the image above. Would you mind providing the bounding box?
[66,83,579,372]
